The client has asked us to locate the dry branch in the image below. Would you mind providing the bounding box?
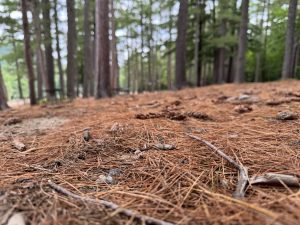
[250,173,300,187]
[48,180,174,225]
[186,133,249,199]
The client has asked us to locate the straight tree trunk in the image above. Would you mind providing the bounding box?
[0,63,9,110]
[140,1,145,92]
[42,0,56,99]
[175,0,189,89]
[147,0,154,91]
[110,0,119,93]
[234,0,249,83]
[11,36,24,99]
[226,0,237,83]
[167,4,173,90]
[95,0,111,98]
[194,0,204,87]
[54,0,65,97]
[83,0,91,98]
[282,0,298,79]
[32,0,46,100]
[214,0,227,84]
[90,38,95,96]
[21,0,36,105]
[66,0,77,99]
[254,0,266,82]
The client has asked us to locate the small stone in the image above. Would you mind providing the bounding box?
[12,140,26,151]
[83,128,91,141]
[276,111,298,120]
[154,143,176,150]
[108,168,122,176]
[234,105,252,113]
[96,175,114,184]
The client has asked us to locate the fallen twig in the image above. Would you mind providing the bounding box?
[250,173,300,187]
[48,180,174,225]
[186,133,249,199]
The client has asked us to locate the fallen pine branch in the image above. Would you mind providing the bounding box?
[48,180,174,225]
[250,173,300,187]
[186,133,248,199]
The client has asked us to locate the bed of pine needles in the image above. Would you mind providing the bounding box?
[0,80,300,225]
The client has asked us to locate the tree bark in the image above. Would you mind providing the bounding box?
[66,0,77,99]
[140,0,145,92]
[234,0,249,83]
[42,0,56,99]
[11,36,24,99]
[226,0,237,83]
[194,0,204,87]
[32,0,45,100]
[21,0,37,105]
[54,0,65,97]
[175,0,189,89]
[110,0,119,94]
[83,0,91,98]
[282,0,298,79]
[213,0,227,84]
[0,63,9,110]
[95,0,111,98]
[254,0,266,82]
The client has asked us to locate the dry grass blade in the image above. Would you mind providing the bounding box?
[48,180,175,225]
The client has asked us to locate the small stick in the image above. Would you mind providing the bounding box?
[48,180,174,225]
[186,133,249,199]
[250,173,300,187]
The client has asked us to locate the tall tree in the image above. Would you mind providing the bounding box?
[110,0,119,93]
[11,35,24,99]
[32,0,46,100]
[194,0,205,87]
[0,63,9,110]
[281,0,298,79]
[83,0,91,98]
[21,0,36,105]
[234,0,249,83]
[175,0,189,89]
[54,0,65,97]
[42,0,56,99]
[95,0,111,98]
[66,0,77,99]
[213,0,227,84]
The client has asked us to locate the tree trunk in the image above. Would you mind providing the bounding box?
[11,36,24,99]
[95,0,111,98]
[54,0,65,97]
[90,38,95,96]
[282,0,298,79]
[83,0,91,98]
[21,0,37,105]
[42,0,56,100]
[254,0,266,82]
[110,0,119,94]
[214,0,227,84]
[0,63,9,110]
[32,0,46,100]
[226,0,237,83]
[175,0,189,89]
[66,0,77,99]
[140,1,145,92]
[234,0,249,83]
[194,0,204,87]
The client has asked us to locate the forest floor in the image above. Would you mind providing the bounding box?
[0,80,300,225]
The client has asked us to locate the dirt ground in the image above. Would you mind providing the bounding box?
[0,80,300,225]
